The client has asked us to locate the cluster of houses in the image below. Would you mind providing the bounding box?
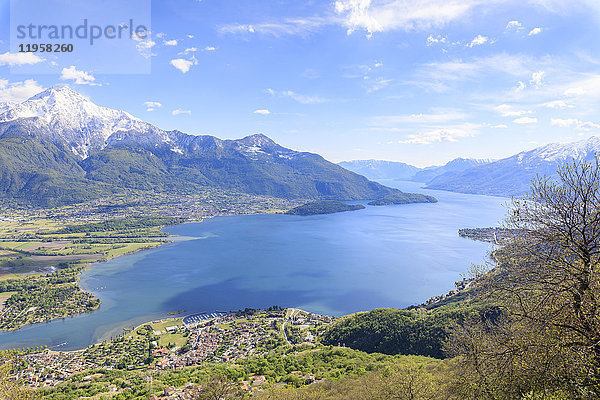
[14,350,97,387]
[12,309,332,391]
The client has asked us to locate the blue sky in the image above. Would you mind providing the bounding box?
[1,0,599,166]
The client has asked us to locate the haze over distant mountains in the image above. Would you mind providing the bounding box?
[426,137,600,196]
[337,160,419,180]
[342,136,600,197]
[340,158,493,183]
[0,86,437,207]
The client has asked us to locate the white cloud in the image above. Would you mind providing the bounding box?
[366,77,392,92]
[253,109,270,115]
[563,87,585,97]
[426,34,447,46]
[0,79,44,103]
[505,20,523,31]
[265,88,276,96]
[187,34,194,39]
[551,118,579,127]
[179,47,198,55]
[172,109,191,116]
[60,66,99,85]
[418,53,534,83]
[204,46,217,51]
[281,90,329,104]
[528,0,600,14]
[0,52,44,66]
[132,31,156,59]
[542,100,574,108]
[144,101,162,111]
[156,32,166,38]
[373,112,466,125]
[217,1,599,40]
[164,39,178,46]
[530,71,545,88]
[528,27,542,35]
[399,123,481,144]
[170,58,198,73]
[219,17,328,37]
[494,104,533,117]
[513,116,538,124]
[551,118,600,130]
[467,34,488,47]
[334,0,486,35]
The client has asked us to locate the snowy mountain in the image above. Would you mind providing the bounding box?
[0,85,158,158]
[0,86,415,207]
[426,137,600,197]
[0,85,308,161]
[338,160,420,180]
[0,102,14,115]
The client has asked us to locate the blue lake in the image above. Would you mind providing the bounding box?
[0,181,508,350]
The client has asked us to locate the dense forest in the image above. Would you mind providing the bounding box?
[285,200,365,216]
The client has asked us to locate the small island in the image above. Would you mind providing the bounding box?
[286,200,366,216]
[368,192,437,206]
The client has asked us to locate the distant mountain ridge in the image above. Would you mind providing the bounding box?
[338,158,493,183]
[338,160,419,180]
[340,137,600,198]
[0,86,430,207]
[412,158,492,183]
[426,137,600,197]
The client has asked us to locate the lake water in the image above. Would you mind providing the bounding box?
[0,181,508,351]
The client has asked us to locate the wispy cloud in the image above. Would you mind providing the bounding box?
[551,118,600,130]
[513,116,537,124]
[219,17,331,37]
[416,53,536,84]
[144,101,162,111]
[132,30,156,59]
[334,0,487,36]
[528,27,542,35]
[172,109,191,116]
[467,34,488,47]
[0,52,44,66]
[505,20,523,31]
[494,104,533,117]
[366,77,392,93]
[426,34,447,46]
[542,100,574,108]
[253,109,270,115]
[0,79,44,103]
[399,123,482,144]
[372,112,467,125]
[60,66,99,86]
[267,89,330,104]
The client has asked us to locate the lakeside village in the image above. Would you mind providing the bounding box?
[9,308,333,396]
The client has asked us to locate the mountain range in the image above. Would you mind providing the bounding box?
[342,137,600,198]
[426,137,600,196]
[339,158,493,183]
[0,86,433,207]
[337,160,419,180]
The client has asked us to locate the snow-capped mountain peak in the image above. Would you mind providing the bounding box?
[515,136,600,164]
[0,85,150,158]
